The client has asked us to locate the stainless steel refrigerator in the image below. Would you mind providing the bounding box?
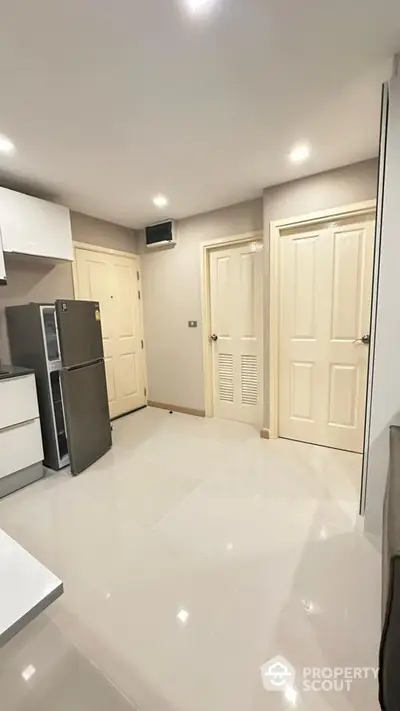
[6,300,112,475]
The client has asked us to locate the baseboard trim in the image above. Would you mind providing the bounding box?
[111,405,147,422]
[260,428,270,440]
[0,461,44,499]
[148,401,205,418]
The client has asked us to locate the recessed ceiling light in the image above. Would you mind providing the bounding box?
[186,0,218,15]
[153,194,169,208]
[289,143,311,164]
[176,608,190,624]
[21,664,36,682]
[0,134,15,154]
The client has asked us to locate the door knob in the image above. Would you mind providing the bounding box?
[210,334,218,342]
[353,334,370,345]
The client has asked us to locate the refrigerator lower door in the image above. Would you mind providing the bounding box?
[61,360,112,475]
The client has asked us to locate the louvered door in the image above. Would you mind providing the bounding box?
[210,241,263,425]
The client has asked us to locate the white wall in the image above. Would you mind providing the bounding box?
[365,75,400,538]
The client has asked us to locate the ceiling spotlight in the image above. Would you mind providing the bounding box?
[177,608,190,625]
[0,134,15,154]
[153,194,169,208]
[289,143,310,164]
[21,665,36,682]
[186,0,218,15]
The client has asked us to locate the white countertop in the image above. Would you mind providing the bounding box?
[0,529,63,646]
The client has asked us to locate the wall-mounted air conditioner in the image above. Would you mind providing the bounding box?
[145,220,176,249]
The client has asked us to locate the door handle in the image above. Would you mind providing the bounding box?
[353,334,370,345]
[210,334,218,342]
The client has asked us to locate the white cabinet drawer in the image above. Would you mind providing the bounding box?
[0,375,39,430]
[0,419,43,480]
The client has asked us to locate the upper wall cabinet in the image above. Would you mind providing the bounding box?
[0,187,73,261]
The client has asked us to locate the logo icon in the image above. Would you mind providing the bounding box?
[261,655,295,692]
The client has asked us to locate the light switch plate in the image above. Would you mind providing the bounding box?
[188,321,198,328]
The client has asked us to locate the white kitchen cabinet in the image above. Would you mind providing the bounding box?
[0,419,43,480]
[0,187,73,261]
[0,375,39,430]
[0,372,44,494]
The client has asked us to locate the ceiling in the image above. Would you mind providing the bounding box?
[0,0,398,228]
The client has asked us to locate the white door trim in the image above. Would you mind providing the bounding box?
[200,231,263,418]
[72,242,148,409]
[72,241,139,259]
[269,199,376,439]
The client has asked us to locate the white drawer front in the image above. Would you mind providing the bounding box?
[0,375,39,430]
[0,419,43,480]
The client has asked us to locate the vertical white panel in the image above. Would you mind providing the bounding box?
[238,252,256,338]
[290,362,314,421]
[331,229,363,341]
[86,260,113,342]
[104,357,116,405]
[361,83,388,518]
[114,264,136,338]
[216,257,232,338]
[328,364,358,427]
[365,75,400,537]
[119,353,138,397]
[293,237,316,339]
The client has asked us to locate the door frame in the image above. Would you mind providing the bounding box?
[200,231,263,418]
[268,199,376,439]
[71,241,148,408]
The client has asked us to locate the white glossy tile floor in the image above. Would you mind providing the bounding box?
[0,408,381,710]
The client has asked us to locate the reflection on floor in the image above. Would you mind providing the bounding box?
[0,407,381,710]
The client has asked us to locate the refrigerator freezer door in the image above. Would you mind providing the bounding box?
[61,360,112,475]
[55,300,104,368]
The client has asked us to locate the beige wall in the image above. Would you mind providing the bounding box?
[141,199,264,410]
[141,159,378,415]
[0,210,137,363]
[71,211,138,253]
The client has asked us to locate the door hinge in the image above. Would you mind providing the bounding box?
[138,290,141,300]
[137,270,140,281]
[144,387,147,397]
[141,339,144,349]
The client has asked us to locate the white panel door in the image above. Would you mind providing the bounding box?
[75,248,117,416]
[210,242,263,425]
[74,248,145,418]
[107,253,146,416]
[279,215,374,452]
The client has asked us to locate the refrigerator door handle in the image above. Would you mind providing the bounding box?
[64,358,104,372]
